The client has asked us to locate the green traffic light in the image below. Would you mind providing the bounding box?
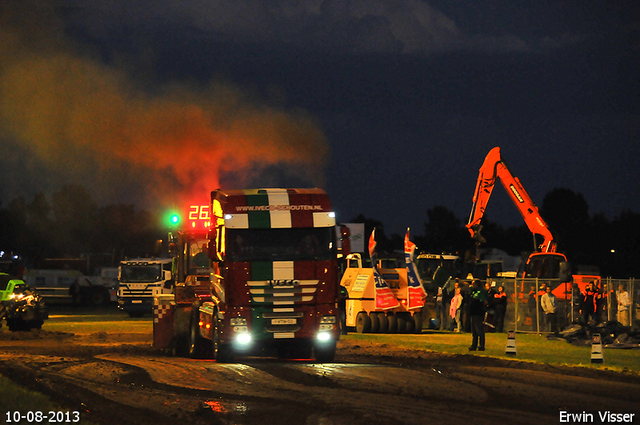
[164,210,181,227]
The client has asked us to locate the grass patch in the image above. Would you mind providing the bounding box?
[43,306,153,334]
[344,331,640,374]
[0,374,59,413]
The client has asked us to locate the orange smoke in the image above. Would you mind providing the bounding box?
[0,1,328,209]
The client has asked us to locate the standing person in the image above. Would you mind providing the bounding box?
[468,279,487,351]
[581,281,598,325]
[617,284,631,327]
[484,283,497,332]
[442,278,456,331]
[538,283,548,330]
[527,285,537,329]
[449,287,463,332]
[462,281,472,333]
[494,285,507,333]
[435,286,444,330]
[541,286,558,333]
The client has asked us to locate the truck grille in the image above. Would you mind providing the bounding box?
[247,280,318,305]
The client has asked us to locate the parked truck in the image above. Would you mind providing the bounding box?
[153,188,343,362]
[118,257,174,317]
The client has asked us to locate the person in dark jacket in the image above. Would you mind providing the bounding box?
[493,285,507,333]
[469,279,488,351]
[581,281,599,325]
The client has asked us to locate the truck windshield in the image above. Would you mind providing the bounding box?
[120,264,162,282]
[226,228,335,262]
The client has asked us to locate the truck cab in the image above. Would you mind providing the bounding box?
[118,258,174,317]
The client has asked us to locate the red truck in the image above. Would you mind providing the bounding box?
[153,188,342,362]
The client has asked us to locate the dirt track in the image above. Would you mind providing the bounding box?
[1,330,639,425]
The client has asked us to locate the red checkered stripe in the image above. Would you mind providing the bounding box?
[153,303,172,323]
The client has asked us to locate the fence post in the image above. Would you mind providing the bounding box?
[632,278,637,331]
[535,277,540,334]
[514,278,518,333]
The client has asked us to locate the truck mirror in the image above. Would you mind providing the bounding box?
[559,262,571,282]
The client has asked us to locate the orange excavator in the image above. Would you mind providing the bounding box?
[467,147,571,284]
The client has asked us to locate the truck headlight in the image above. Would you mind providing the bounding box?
[317,331,332,342]
[236,332,252,345]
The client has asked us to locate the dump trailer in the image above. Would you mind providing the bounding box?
[341,253,423,333]
[153,188,343,363]
[342,230,426,334]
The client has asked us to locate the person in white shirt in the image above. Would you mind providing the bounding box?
[617,284,631,327]
[541,286,558,333]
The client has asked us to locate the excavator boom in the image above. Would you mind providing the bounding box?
[467,147,556,253]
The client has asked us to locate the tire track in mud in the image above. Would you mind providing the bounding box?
[95,353,553,424]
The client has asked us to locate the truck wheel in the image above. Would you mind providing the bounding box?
[212,315,234,363]
[28,320,44,330]
[370,312,380,333]
[189,311,206,359]
[412,312,423,333]
[7,318,26,332]
[314,341,337,363]
[355,311,371,333]
[174,335,189,357]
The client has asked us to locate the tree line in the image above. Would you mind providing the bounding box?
[0,184,165,273]
[1,184,639,278]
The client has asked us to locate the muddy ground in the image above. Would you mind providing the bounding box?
[1,329,639,425]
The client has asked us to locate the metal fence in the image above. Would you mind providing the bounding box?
[480,277,638,333]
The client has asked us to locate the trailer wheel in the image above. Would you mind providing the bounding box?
[404,313,415,333]
[370,312,380,333]
[212,314,234,363]
[387,313,398,333]
[378,313,389,333]
[412,311,423,334]
[396,314,407,334]
[355,311,371,333]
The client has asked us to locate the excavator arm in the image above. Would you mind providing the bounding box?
[467,147,556,253]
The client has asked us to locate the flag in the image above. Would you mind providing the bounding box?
[368,229,377,266]
[369,229,400,310]
[405,228,426,310]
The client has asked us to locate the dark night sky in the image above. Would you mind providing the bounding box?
[1,0,639,238]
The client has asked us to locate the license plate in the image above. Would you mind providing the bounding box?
[132,300,142,304]
[271,318,296,325]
